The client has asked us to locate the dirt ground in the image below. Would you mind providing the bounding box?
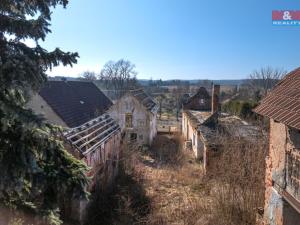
[84,123,266,225]
[84,133,213,225]
[135,134,212,225]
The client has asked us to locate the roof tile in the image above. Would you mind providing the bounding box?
[254,67,300,129]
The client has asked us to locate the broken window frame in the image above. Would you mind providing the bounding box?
[125,113,133,128]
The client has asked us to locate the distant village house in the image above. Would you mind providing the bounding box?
[182,85,220,170]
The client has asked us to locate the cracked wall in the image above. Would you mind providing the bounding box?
[264,119,300,225]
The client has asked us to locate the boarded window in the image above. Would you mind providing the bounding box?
[125,113,133,128]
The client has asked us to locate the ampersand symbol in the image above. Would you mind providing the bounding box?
[283,11,292,20]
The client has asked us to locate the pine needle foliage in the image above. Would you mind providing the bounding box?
[0,1,89,224]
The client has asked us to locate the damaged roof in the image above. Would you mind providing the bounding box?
[183,110,213,129]
[254,67,300,130]
[130,89,158,113]
[39,81,113,128]
[64,113,120,155]
[183,110,216,148]
[219,114,262,140]
[183,87,212,110]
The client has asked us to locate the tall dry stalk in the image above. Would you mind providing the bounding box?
[206,129,268,225]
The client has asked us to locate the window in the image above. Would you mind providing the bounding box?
[130,133,137,141]
[139,134,143,140]
[125,113,133,128]
[199,99,204,104]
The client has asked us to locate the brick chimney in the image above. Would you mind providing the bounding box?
[211,84,220,114]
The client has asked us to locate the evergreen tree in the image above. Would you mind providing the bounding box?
[0,1,89,224]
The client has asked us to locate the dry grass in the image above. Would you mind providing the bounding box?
[84,130,267,225]
[139,133,209,225]
[205,130,268,225]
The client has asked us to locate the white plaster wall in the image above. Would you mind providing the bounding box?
[149,112,158,145]
[182,112,202,159]
[108,94,155,145]
[27,94,68,127]
[191,129,198,157]
[182,113,187,139]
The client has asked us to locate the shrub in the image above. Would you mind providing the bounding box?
[222,100,258,119]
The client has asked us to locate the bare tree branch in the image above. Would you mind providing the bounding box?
[80,71,97,81]
[248,67,286,97]
[99,59,138,98]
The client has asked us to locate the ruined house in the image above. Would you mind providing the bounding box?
[254,67,300,225]
[27,80,121,221]
[108,89,158,146]
[27,80,120,188]
[27,80,113,127]
[182,85,220,170]
[182,86,213,111]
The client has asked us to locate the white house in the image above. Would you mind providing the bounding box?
[108,89,158,146]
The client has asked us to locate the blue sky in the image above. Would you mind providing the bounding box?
[39,0,300,80]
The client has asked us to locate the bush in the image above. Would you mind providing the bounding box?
[222,100,258,119]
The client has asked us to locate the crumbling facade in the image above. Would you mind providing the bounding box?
[27,80,121,222]
[64,113,121,189]
[254,67,300,225]
[182,85,220,171]
[27,80,120,185]
[182,86,212,111]
[108,89,158,146]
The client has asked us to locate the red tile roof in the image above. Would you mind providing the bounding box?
[254,67,300,130]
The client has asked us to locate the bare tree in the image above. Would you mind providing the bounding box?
[172,80,190,121]
[99,59,138,98]
[156,94,165,119]
[80,71,97,81]
[249,67,286,97]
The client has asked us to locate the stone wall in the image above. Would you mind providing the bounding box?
[264,119,300,225]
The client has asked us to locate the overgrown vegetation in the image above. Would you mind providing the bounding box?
[222,100,259,119]
[83,143,150,225]
[85,131,267,225]
[206,130,268,225]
